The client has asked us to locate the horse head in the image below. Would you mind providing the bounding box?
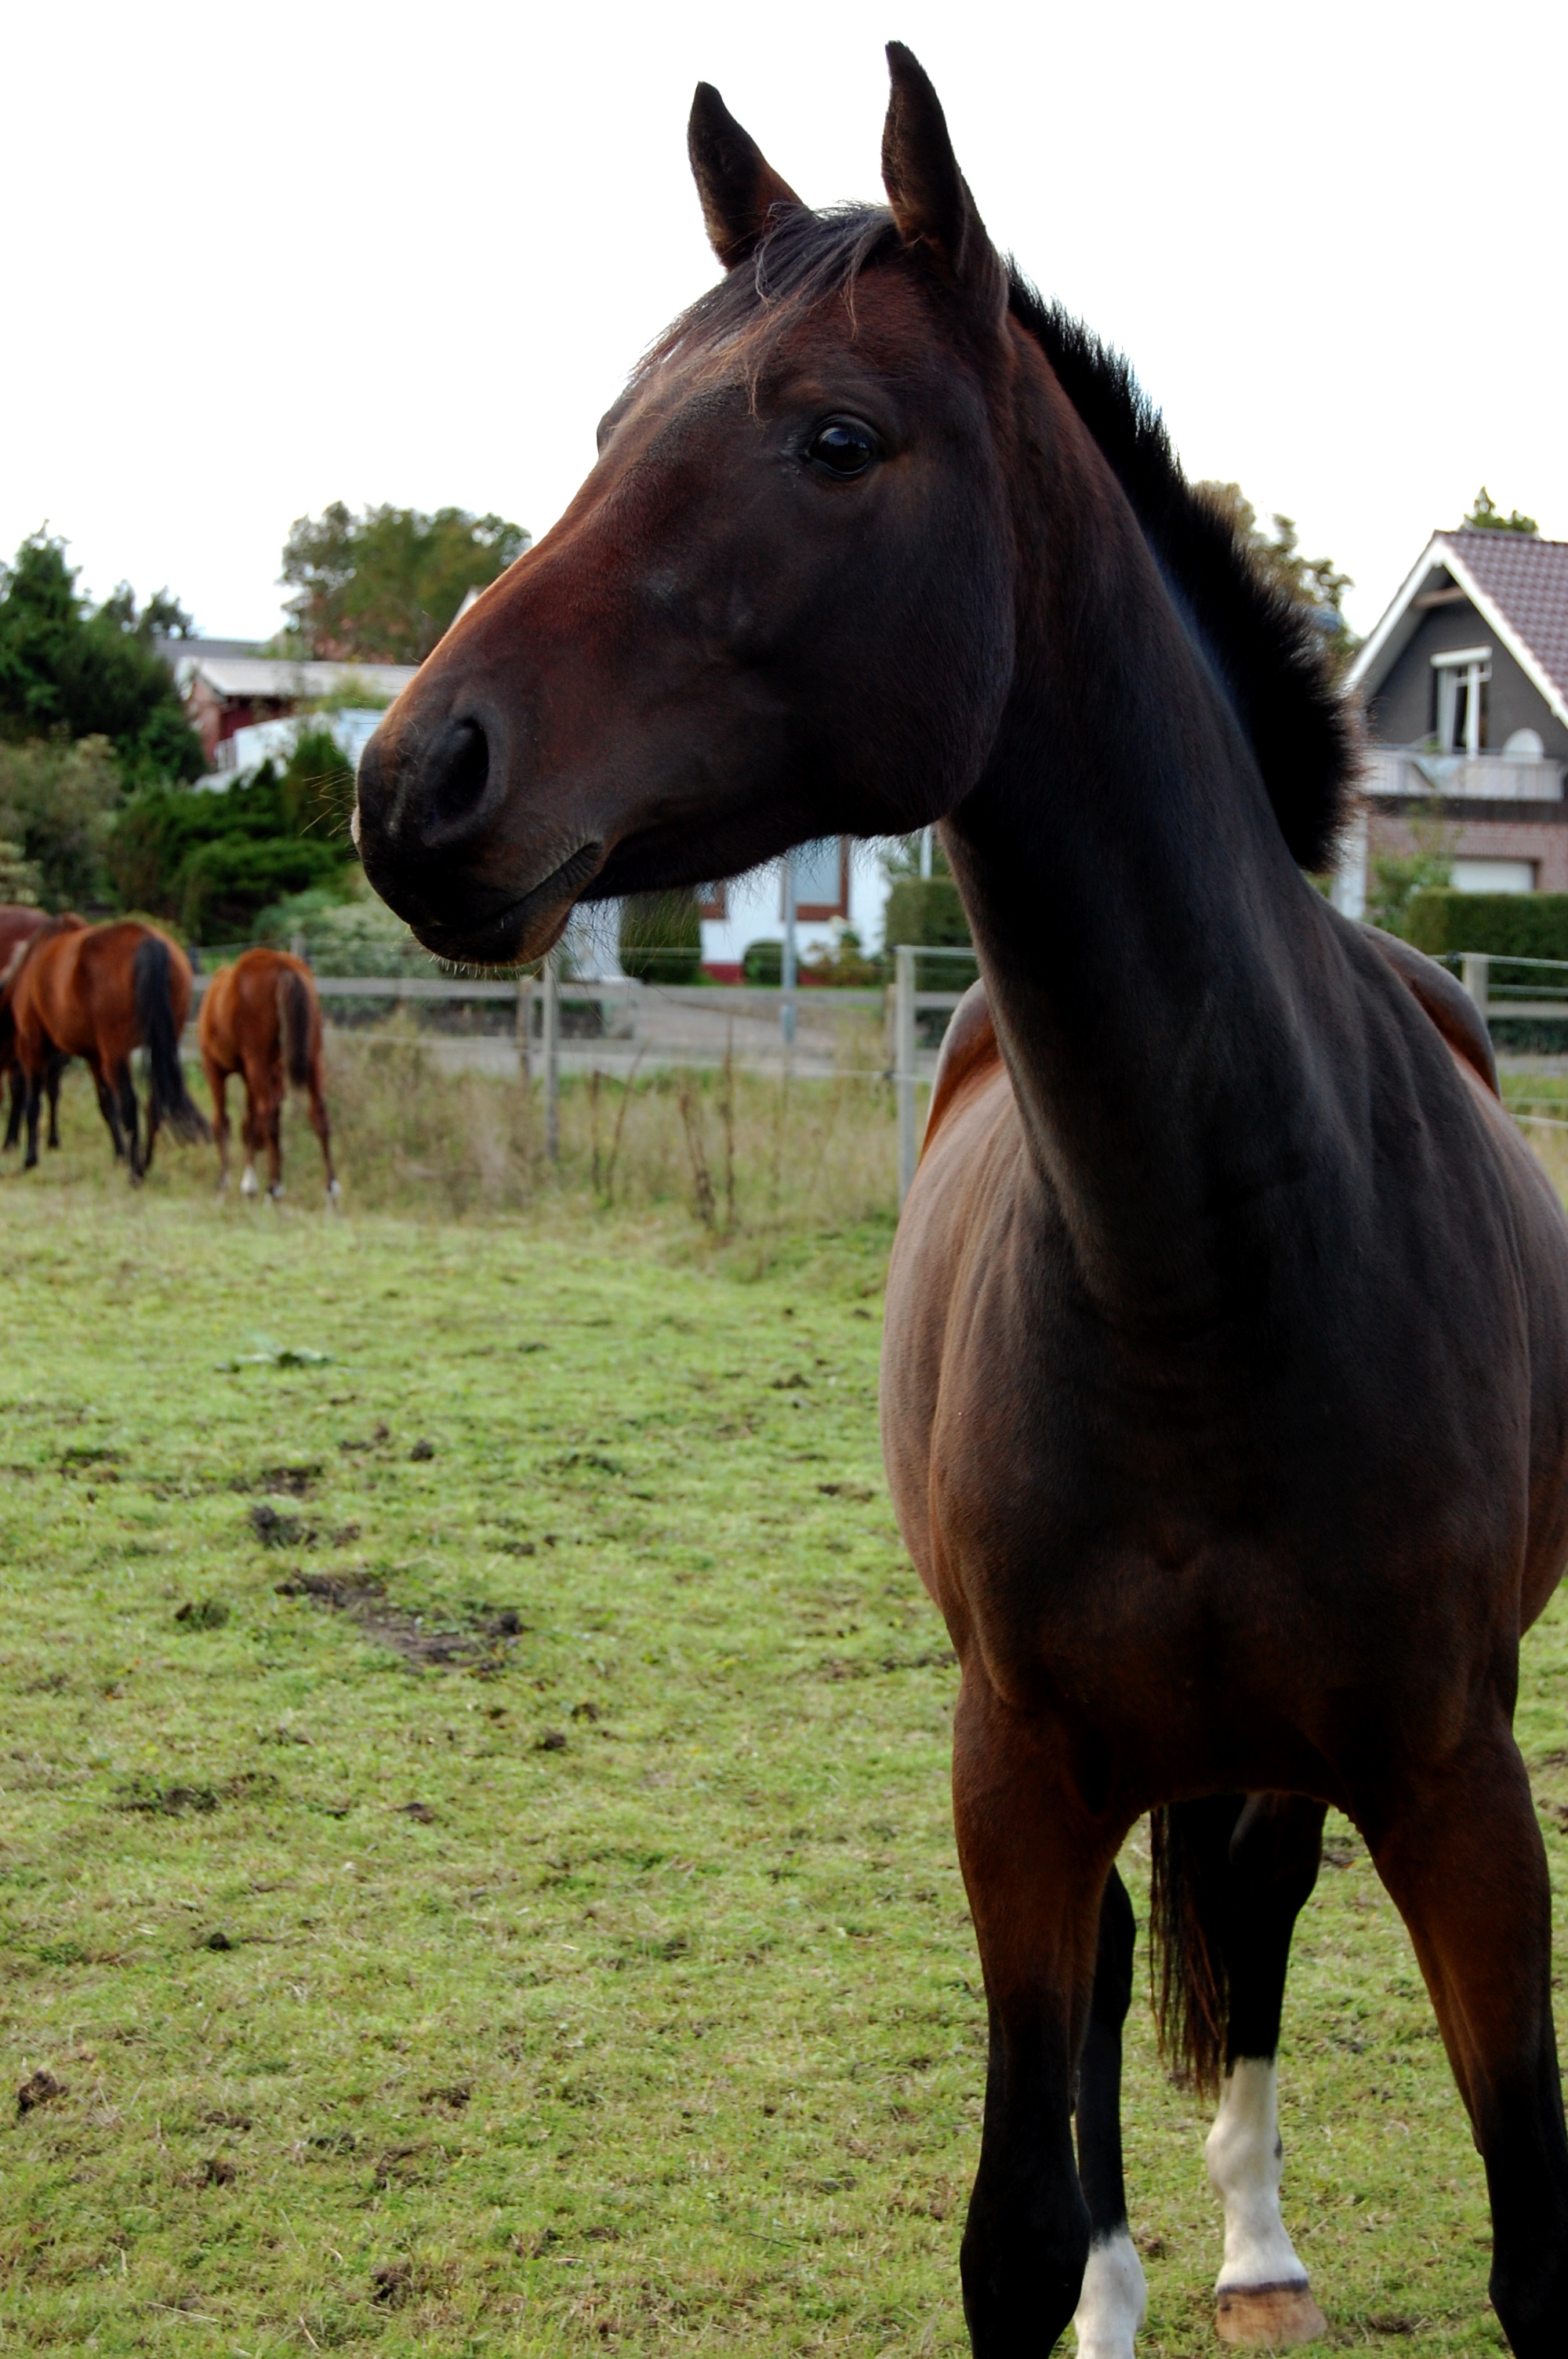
[354,45,1020,965]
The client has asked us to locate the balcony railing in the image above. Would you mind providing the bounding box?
[1363,747,1566,801]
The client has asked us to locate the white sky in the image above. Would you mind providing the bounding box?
[5,0,1563,644]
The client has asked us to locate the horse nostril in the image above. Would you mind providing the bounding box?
[428,720,491,836]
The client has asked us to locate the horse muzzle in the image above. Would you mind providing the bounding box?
[355,712,603,968]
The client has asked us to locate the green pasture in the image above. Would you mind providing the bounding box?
[0,1065,1564,2355]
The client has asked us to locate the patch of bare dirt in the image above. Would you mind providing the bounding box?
[273,1576,524,1674]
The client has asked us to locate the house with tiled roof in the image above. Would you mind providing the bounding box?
[1341,529,1568,909]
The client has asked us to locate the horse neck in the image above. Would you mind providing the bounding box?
[945,382,1330,1323]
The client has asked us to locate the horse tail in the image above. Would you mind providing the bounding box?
[134,933,210,1143]
[1148,1800,1230,2099]
[278,965,314,1089]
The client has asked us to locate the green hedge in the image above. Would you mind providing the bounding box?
[1404,890,1568,962]
[883,875,970,951]
[619,889,702,983]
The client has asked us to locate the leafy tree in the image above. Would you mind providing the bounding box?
[1196,485,1357,677]
[107,761,355,941]
[280,503,531,665]
[0,735,122,908]
[1464,488,1539,535]
[0,535,205,785]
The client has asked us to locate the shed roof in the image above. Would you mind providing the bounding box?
[175,655,419,703]
[1349,529,1568,732]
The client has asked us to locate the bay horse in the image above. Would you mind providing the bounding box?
[11,918,209,1180]
[1,911,82,1154]
[351,49,1568,2356]
[198,947,338,1203]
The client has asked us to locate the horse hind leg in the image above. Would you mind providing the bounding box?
[116,1061,143,1181]
[1367,1730,1568,2357]
[45,1056,65,1149]
[1152,1794,1327,2348]
[1205,1796,1328,2347]
[1072,1865,1148,2358]
[305,1064,339,1206]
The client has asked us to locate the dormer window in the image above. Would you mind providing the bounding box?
[1431,646,1491,754]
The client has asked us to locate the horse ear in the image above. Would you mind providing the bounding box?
[688,84,804,271]
[880,43,1003,312]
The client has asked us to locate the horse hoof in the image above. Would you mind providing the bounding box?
[1214,2283,1326,2347]
[240,1168,259,1197]
[326,1180,343,1210]
[269,1184,285,1201]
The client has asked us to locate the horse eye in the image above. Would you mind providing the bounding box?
[807,420,878,478]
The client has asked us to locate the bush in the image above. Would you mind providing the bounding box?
[619,889,702,983]
[254,882,436,976]
[882,876,975,991]
[742,940,782,987]
[178,835,351,943]
[1404,891,1568,963]
[107,761,358,939]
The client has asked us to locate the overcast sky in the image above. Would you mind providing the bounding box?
[5,0,1563,645]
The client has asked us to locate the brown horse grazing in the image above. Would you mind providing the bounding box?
[352,49,1568,2357]
[1,912,83,1153]
[198,948,338,1204]
[11,918,209,1180]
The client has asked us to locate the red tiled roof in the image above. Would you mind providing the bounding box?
[1439,528,1568,720]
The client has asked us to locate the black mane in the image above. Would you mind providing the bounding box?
[658,207,1357,873]
[1008,278,1357,872]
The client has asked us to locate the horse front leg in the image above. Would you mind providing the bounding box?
[1366,1728,1568,2357]
[952,1664,1118,2356]
[4,1064,24,1152]
[22,1073,43,1169]
[1072,1865,1147,2358]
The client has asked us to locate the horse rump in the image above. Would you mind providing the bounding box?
[277,965,315,1088]
[133,934,211,1143]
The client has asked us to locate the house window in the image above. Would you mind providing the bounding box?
[696,883,727,919]
[1431,647,1491,754]
[784,838,850,921]
[1451,858,1534,894]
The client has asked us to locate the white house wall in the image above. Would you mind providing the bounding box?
[700,844,892,972]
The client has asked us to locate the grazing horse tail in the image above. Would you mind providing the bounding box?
[1148,1800,1229,2099]
[134,935,210,1143]
[278,965,314,1088]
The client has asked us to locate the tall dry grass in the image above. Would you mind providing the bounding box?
[320,1031,904,1240]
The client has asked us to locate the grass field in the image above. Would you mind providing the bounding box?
[0,1067,1565,2355]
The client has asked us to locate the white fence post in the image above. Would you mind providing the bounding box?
[543,952,560,1163]
[895,943,917,1209]
[1461,953,1490,1021]
[515,975,532,1086]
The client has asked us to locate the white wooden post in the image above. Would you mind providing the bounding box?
[1461,952,1490,1021]
[543,951,560,1163]
[895,943,917,1209]
[515,974,532,1086]
[781,850,797,1054]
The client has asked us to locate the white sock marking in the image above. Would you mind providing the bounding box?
[1073,2227,1147,2358]
[240,1165,258,1196]
[1205,2057,1309,2292]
